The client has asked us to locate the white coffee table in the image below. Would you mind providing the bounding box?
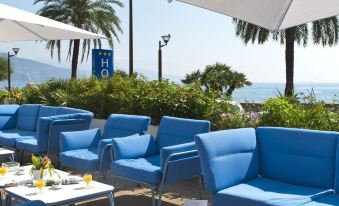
[5,181,114,206]
[0,148,15,162]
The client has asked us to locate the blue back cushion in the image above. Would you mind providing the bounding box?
[156,116,210,150]
[58,107,89,115]
[195,128,259,193]
[0,104,20,130]
[102,114,151,139]
[38,105,59,118]
[17,104,40,131]
[257,127,338,189]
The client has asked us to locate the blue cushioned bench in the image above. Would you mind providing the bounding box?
[195,127,339,206]
[0,104,93,155]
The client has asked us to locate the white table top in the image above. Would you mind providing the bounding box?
[6,181,114,205]
[0,148,14,155]
[0,166,69,187]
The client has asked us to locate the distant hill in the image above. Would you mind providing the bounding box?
[0,54,183,88]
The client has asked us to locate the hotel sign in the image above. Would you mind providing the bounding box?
[92,49,114,78]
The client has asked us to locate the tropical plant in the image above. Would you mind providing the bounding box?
[34,0,123,79]
[182,63,252,96]
[233,17,339,96]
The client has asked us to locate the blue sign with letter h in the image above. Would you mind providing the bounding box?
[92,49,114,78]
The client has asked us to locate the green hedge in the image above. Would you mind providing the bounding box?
[16,76,232,126]
[0,75,338,132]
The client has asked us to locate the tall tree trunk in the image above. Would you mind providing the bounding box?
[284,28,295,97]
[71,39,80,80]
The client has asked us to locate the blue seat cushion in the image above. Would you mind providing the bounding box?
[303,195,339,206]
[111,155,162,185]
[213,178,333,206]
[0,129,36,147]
[59,148,100,171]
[16,139,41,154]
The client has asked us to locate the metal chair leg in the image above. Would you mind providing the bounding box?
[151,187,156,206]
[157,184,164,206]
[112,174,118,198]
[198,175,203,200]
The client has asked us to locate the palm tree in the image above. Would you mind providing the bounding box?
[233,17,339,96]
[182,63,252,96]
[0,57,11,81]
[34,0,123,79]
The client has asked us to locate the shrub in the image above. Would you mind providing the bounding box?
[260,96,339,131]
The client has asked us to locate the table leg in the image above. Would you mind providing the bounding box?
[5,194,11,206]
[108,192,114,206]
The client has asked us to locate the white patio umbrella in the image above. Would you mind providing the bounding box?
[0,3,104,41]
[168,0,339,31]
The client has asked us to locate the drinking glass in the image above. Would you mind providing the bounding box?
[36,179,45,193]
[83,173,92,188]
[0,164,8,176]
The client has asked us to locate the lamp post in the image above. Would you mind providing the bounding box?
[158,34,171,81]
[129,0,133,76]
[7,48,19,91]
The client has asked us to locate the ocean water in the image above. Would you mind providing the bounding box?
[233,83,339,103]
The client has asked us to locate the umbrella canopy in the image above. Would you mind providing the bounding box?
[168,0,339,31]
[0,3,104,41]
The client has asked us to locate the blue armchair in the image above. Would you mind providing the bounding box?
[111,116,210,206]
[59,114,151,174]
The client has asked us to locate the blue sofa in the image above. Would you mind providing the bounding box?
[195,127,339,206]
[0,104,93,155]
[59,114,151,173]
[17,201,45,206]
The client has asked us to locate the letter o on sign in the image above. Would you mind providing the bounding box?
[101,69,109,78]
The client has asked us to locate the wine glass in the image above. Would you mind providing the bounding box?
[83,173,92,188]
[36,179,45,193]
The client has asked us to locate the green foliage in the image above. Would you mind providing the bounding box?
[260,96,339,131]
[182,63,252,96]
[17,74,232,125]
[30,155,57,179]
[1,75,337,132]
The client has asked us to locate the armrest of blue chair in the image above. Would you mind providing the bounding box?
[160,142,197,170]
[160,142,201,184]
[60,128,101,152]
[111,134,158,160]
[98,139,113,171]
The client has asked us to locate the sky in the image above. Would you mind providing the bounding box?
[0,0,338,83]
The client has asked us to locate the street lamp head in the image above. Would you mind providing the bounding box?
[12,48,19,55]
[161,34,171,44]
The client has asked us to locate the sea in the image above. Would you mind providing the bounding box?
[232,83,339,103]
